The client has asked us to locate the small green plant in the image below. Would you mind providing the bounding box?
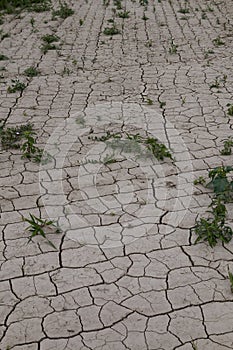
[102,153,117,164]
[21,131,51,163]
[103,25,120,35]
[42,34,60,44]
[227,104,233,116]
[193,197,233,247]
[228,270,233,293]
[221,137,233,155]
[191,341,198,350]
[90,131,173,161]
[209,78,220,89]
[206,5,214,12]
[0,54,8,60]
[201,12,207,19]
[41,43,58,53]
[7,79,26,93]
[117,10,130,18]
[79,18,84,25]
[181,96,186,106]
[159,101,166,108]
[139,0,148,5]
[206,166,233,201]
[213,36,225,46]
[145,39,152,47]
[169,40,178,54]
[178,7,189,14]
[192,166,233,247]
[113,0,122,10]
[62,66,71,76]
[41,34,60,53]
[194,176,206,185]
[146,98,153,105]
[0,122,33,149]
[23,214,60,249]
[0,121,51,163]
[52,2,74,19]
[23,66,39,77]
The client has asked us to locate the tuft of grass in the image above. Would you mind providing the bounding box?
[7,79,26,93]
[103,25,120,35]
[23,214,61,249]
[79,18,84,26]
[52,2,74,19]
[23,66,40,77]
[117,10,130,18]
[0,121,51,163]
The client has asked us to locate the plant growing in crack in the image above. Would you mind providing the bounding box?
[227,104,233,116]
[159,101,166,108]
[0,122,33,149]
[0,121,51,163]
[23,66,40,77]
[7,79,26,93]
[178,6,190,14]
[103,25,120,36]
[89,131,173,161]
[117,10,130,18]
[23,214,61,249]
[192,197,233,247]
[192,166,233,246]
[41,34,60,53]
[221,137,233,155]
[21,131,51,163]
[169,40,178,54]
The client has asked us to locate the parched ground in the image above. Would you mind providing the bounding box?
[1,0,233,349]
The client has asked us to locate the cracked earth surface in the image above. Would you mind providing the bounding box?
[1,0,233,349]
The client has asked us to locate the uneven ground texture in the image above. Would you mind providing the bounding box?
[1,0,233,349]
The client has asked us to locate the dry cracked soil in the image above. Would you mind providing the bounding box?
[0,0,233,349]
